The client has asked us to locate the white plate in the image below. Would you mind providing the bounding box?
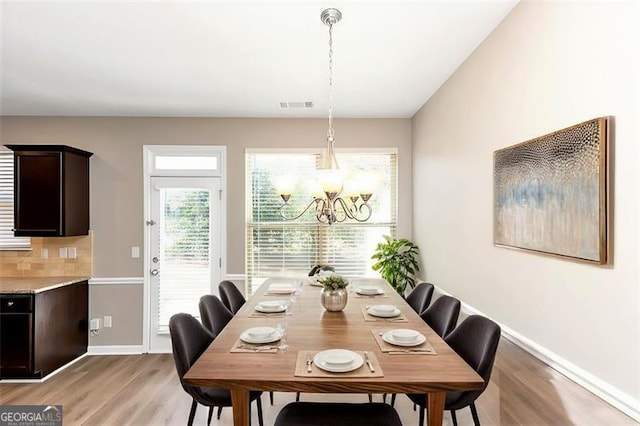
[389,328,420,342]
[314,349,364,373]
[366,305,401,318]
[356,286,383,295]
[321,349,356,366]
[255,301,287,313]
[240,328,282,344]
[382,330,426,347]
[267,284,295,294]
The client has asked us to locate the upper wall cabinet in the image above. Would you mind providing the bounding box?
[5,145,93,237]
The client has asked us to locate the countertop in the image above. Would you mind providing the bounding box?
[0,276,89,294]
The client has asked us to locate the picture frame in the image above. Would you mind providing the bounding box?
[493,117,609,264]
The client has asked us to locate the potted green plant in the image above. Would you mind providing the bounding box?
[318,273,349,311]
[371,235,420,296]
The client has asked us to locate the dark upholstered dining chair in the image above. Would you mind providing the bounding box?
[169,313,264,426]
[199,294,233,337]
[405,282,435,315]
[219,280,246,315]
[420,295,461,339]
[274,402,402,426]
[407,315,501,426]
[387,293,461,408]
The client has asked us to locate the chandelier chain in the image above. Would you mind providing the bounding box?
[327,21,335,140]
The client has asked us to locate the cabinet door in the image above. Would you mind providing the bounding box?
[0,313,33,377]
[14,152,62,235]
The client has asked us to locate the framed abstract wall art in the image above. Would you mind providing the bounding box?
[493,117,610,264]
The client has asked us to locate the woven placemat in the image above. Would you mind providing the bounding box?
[371,328,436,355]
[294,350,383,378]
[229,336,280,354]
[360,305,408,323]
[247,310,288,318]
[354,293,389,299]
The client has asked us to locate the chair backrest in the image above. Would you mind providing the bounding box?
[444,315,501,410]
[405,282,435,315]
[169,313,214,396]
[199,294,233,336]
[420,295,461,338]
[219,280,246,314]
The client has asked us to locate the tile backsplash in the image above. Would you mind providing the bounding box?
[0,232,92,277]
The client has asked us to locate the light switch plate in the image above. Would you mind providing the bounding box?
[68,247,77,258]
[131,246,140,258]
[59,247,68,259]
[40,248,48,259]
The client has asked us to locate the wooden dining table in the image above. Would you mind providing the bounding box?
[184,278,483,426]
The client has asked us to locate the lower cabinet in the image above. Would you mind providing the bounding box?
[0,281,88,379]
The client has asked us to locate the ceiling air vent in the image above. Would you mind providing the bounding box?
[280,101,314,109]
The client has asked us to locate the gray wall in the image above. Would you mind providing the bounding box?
[0,117,412,345]
[412,1,639,409]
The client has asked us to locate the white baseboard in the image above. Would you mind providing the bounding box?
[88,345,144,355]
[433,287,640,422]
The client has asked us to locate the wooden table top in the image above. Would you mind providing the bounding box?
[184,278,483,395]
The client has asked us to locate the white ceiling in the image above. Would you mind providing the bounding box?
[0,1,517,118]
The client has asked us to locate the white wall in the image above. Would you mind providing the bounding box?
[412,0,639,416]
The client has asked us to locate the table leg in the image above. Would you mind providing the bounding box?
[230,389,250,426]
[426,391,445,426]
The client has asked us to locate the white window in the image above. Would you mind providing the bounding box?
[245,150,397,294]
[0,150,30,249]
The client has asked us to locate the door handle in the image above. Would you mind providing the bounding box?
[152,257,160,264]
[150,269,160,276]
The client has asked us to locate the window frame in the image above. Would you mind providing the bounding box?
[245,148,397,294]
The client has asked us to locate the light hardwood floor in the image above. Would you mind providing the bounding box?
[0,339,636,426]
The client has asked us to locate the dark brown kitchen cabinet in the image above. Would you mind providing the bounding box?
[0,281,88,379]
[5,145,93,237]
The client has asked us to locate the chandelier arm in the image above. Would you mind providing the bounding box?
[331,198,349,222]
[316,199,332,224]
[278,199,320,221]
[356,202,373,222]
[334,197,372,223]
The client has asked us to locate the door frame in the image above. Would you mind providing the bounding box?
[142,145,227,353]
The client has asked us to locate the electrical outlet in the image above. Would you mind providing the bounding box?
[68,247,77,258]
[104,316,112,328]
[59,247,68,259]
[40,248,48,259]
[90,318,101,331]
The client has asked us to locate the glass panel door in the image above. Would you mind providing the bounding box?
[148,176,221,352]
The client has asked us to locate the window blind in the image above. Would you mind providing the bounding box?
[246,151,397,295]
[0,150,30,249]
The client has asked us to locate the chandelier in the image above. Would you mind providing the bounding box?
[277,8,373,225]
